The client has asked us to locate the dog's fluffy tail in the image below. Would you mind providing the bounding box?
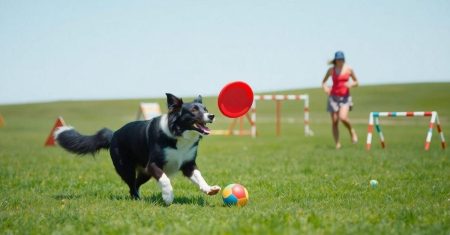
[54,126,113,155]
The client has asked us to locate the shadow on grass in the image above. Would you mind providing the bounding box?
[109,193,214,207]
[53,194,81,200]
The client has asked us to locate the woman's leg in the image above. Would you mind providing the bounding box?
[339,106,358,143]
[331,112,340,149]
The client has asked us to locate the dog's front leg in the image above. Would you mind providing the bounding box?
[145,162,174,205]
[181,162,221,195]
[191,169,221,195]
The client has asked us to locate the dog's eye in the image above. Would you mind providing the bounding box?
[191,106,199,112]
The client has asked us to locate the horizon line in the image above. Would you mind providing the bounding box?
[1,81,448,106]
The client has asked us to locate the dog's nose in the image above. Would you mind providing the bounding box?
[208,114,215,120]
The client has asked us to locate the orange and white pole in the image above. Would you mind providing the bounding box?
[276,100,281,136]
[251,100,257,138]
[366,112,374,150]
[435,113,446,149]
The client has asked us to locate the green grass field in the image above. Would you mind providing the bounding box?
[1,83,449,234]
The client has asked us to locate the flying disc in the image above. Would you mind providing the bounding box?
[218,81,254,118]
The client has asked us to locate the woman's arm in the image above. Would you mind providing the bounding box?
[322,68,332,94]
[348,68,359,88]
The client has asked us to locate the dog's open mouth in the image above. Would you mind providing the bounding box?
[194,122,210,135]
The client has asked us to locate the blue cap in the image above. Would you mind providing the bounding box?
[334,51,345,60]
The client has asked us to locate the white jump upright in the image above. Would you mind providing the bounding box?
[366,111,446,151]
[136,102,161,120]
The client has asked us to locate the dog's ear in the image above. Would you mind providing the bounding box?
[166,93,183,112]
[193,95,203,104]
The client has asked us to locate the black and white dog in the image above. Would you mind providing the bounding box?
[54,93,221,205]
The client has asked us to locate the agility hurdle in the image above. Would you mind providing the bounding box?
[210,112,254,136]
[366,111,446,150]
[212,94,313,137]
[252,94,313,137]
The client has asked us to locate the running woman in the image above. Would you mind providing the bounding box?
[322,51,359,149]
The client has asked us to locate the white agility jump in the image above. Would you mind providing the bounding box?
[212,94,313,137]
[136,103,161,120]
[366,111,446,150]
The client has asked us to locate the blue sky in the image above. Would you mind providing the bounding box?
[1,1,449,104]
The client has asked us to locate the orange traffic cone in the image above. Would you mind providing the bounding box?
[45,116,66,146]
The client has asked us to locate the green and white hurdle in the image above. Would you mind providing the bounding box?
[366,111,446,150]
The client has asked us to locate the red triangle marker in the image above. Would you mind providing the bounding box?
[45,117,66,146]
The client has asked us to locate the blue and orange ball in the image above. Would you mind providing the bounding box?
[222,184,249,206]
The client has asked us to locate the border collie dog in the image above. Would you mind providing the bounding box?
[54,93,221,205]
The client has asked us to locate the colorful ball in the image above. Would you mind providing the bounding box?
[222,184,249,207]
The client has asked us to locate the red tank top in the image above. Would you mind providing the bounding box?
[330,67,350,97]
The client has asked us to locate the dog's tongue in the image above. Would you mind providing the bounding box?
[197,124,210,134]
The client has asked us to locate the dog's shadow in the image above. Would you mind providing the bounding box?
[109,194,214,207]
[53,192,214,207]
[53,193,81,200]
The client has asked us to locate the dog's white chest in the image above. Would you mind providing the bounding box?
[163,131,199,176]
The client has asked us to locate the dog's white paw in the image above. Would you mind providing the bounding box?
[207,185,221,195]
[162,188,174,205]
[158,174,174,205]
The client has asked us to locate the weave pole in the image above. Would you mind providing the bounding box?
[366,111,446,150]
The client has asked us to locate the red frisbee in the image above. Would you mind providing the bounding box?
[218,81,254,118]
